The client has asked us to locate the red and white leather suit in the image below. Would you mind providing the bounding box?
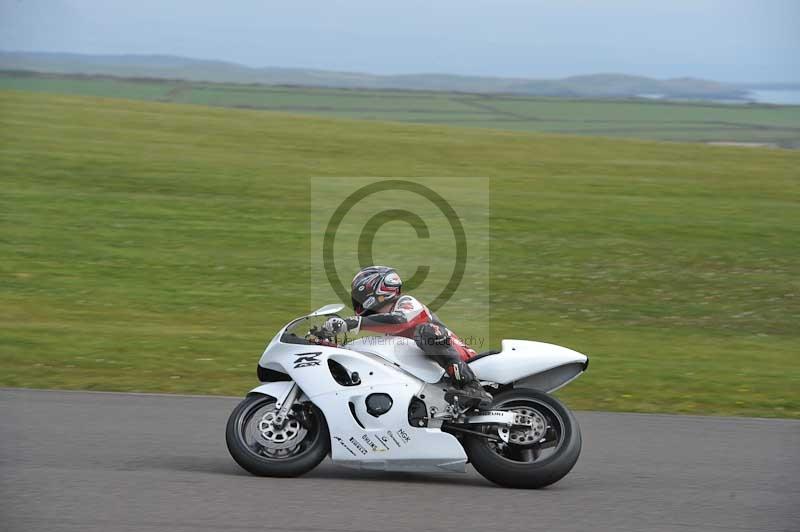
[351,295,477,362]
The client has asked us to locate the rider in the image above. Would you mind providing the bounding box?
[323,266,492,408]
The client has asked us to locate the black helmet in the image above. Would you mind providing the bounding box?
[351,266,402,315]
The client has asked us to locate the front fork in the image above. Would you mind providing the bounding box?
[272,383,300,427]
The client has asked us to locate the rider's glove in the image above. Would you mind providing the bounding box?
[323,317,347,334]
[323,317,361,335]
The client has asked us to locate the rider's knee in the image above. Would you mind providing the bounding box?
[414,323,450,348]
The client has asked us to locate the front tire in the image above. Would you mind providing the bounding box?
[226,393,330,477]
[463,388,581,489]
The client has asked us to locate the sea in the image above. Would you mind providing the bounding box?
[746,90,800,105]
[637,90,800,105]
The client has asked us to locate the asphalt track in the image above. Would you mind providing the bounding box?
[1,388,797,532]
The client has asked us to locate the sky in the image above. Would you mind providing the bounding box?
[1,0,798,82]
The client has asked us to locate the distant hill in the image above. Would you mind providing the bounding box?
[0,50,749,100]
[737,82,800,91]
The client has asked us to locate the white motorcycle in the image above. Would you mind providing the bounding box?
[226,304,589,488]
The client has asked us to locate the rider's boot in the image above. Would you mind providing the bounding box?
[443,361,493,409]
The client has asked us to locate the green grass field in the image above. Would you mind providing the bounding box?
[1,90,799,418]
[2,71,799,147]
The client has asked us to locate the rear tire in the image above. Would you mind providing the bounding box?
[226,393,330,477]
[463,388,581,489]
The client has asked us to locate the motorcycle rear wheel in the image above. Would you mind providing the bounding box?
[463,388,581,489]
[226,393,329,477]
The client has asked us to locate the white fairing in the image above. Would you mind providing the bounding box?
[469,339,589,392]
[255,330,465,472]
[344,336,445,383]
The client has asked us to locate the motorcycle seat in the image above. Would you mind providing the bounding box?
[468,349,500,363]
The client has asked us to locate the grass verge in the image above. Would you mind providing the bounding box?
[1,90,798,417]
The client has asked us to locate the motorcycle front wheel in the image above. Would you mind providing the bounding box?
[226,393,330,477]
[463,388,581,489]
